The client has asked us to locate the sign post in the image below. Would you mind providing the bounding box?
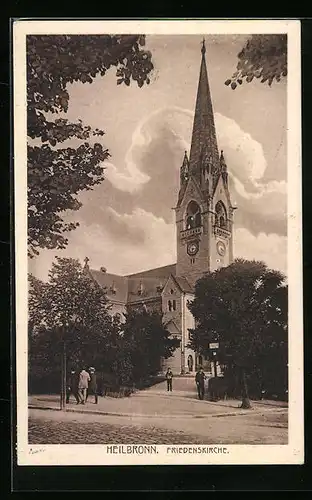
[209,342,219,378]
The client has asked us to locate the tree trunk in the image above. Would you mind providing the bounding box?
[240,368,252,409]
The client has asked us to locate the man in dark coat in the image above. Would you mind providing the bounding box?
[66,369,79,404]
[165,368,173,392]
[86,367,98,404]
[195,367,206,400]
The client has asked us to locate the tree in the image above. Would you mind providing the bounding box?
[225,35,287,89]
[122,308,179,384]
[188,259,288,409]
[28,257,124,395]
[27,35,154,257]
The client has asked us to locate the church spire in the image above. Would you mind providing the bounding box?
[189,38,219,179]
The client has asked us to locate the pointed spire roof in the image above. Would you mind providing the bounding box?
[183,150,189,165]
[189,38,219,178]
[181,150,189,175]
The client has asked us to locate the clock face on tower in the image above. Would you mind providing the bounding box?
[216,240,226,257]
[187,241,199,256]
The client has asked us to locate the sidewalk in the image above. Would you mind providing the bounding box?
[28,387,288,420]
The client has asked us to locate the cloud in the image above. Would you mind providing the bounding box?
[120,106,287,235]
[234,227,287,275]
[29,208,176,281]
[103,106,192,193]
[29,217,287,283]
[29,107,287,281]
[102,208,176,274]
[215,114,287,235]
[103,106,286,237]
[103,121,152,193]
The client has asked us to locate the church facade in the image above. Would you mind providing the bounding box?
[86,40,235,375]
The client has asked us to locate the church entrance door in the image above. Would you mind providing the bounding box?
[187,354,194,372]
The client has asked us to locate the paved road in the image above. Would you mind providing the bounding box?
[28,405,287,445]
[29,409,206,444]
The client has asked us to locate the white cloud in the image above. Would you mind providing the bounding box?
[104,207,176,273]
[29,220,287,283]
[234,227,287,275]
[29,208,176,281]
[103,113,153,193]
[28,108,287,281]
[104,106,286,226]
[103,106,192,193]
[215,113,287,221]
[103,160,150,194]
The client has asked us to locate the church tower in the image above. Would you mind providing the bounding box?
[175,39,235,288]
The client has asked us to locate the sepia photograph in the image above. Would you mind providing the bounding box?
[14,19,303,465]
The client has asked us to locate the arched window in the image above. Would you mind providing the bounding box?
[168,300,172,312]
[173,300,176,311]
[215,201,227,229]
[186,201,201,230]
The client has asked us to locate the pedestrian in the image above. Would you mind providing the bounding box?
[195,367,206,400]
[165,368,173,392]
[86,366,98,404]
[66,368,79,404]
[78,366,91,405]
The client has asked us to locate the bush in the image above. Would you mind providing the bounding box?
[28,366,61,394]
[134,374,166,390]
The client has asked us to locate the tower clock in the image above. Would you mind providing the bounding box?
[187,241,199,256]
[216,240,226,257]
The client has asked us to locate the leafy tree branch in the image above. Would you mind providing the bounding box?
[225,35,287,89]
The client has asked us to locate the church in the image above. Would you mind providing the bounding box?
[85,40,235,375]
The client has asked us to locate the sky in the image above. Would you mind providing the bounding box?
[29,34,287,281]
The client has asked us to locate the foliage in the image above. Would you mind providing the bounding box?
[27,35,154,257]
[188,259,288,404]
[28,257,127,385]
[225,35,287,89]
[28,258,177,392]
[122,308,179,383]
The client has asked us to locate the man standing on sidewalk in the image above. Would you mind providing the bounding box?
[195,367,206,400]
[165,368,173,392]
[86,367,98,404]
[78,366,90,405]
[66,368,79,404]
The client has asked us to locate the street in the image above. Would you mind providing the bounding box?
[28,378,288,445]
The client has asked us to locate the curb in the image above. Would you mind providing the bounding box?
[28,404,287,420]
[28,404,244,419]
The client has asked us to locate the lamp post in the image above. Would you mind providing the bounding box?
[60,315,78,411]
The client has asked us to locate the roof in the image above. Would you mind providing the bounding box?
[127,277,164,304]
[89,269,128,303]
[174,276,193,293]
[126,263,176,279]
[188,42,220,180]
[89,263,194,305]
[164,319,181,334]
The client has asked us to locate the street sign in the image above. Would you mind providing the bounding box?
[209,342,219,349]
